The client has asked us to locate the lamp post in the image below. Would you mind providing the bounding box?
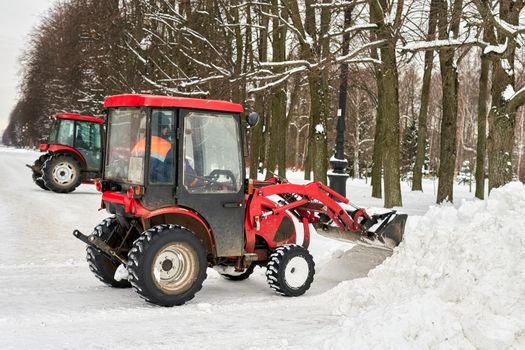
[328,8,352,197]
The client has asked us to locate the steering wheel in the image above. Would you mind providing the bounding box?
[187,169,236,191]
[206,169,236,190]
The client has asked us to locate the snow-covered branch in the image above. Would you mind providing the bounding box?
[508,86,525,113]
[335,39,387,63]
[472,0,525,38]
[311,0,369,9]
[324,23,378,38]
[142,76,209,97]
[401,38,486,52]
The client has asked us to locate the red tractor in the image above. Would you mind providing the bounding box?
[74,94,407,306]
[28,113,104,193]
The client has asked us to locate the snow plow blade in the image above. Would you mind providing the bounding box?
[372,213,407,249]
[314,211,407,251]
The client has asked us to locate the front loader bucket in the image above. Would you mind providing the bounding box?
[374,214,407,249]
[313,212,407,251]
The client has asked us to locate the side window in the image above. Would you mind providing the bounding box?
[56,119,74,146]
[75,121,101,150]
[149,110,176,185]
[183,112,242,193]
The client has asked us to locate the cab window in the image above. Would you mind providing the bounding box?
[183,112,242,193]
[149,110,175,185]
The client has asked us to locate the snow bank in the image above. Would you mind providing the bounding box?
[317,182,525,349]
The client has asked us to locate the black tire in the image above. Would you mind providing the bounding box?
[266,244,315,297]
[86,217,131,288]
[127,225,208,307]
[220,263,256,281]
[33,173,49,190]
[31,154,50,190]
[41,154,82,193]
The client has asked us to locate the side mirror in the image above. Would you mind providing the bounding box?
[246,112,260,127]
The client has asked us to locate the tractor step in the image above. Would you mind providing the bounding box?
[73,229,127,265]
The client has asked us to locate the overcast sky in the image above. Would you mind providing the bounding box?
[0,1,54,135]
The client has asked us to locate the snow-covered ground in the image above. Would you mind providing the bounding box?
[0,147,523,349]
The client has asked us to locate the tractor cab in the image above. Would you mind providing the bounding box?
[44,113,104,170]
[100,94,247,257]
[29,113,104,193]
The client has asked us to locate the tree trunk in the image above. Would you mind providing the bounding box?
[475,56,490,198]
[412,0,438,191]
[487,0,522,191]
[370,1,402,207]
[370,29,383,198]
[436,0,463,203]
[308,72,329,184]
[249,3,269,179]
[380,39,403,207]
[265,0,287,178]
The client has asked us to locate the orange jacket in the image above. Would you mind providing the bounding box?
[132,136,172,161]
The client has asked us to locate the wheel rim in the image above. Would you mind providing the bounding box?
[284,256,309,289]
[52,162,77,185]
[151,242,199,294]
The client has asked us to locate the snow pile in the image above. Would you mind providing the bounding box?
[317,182,525,349]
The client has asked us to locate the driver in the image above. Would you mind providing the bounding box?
[131,116,173,183]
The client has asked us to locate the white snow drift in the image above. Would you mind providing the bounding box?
[317,182,525,350]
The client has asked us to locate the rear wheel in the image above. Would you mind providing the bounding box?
[42,154,82,193]
[266,245,315,297]
[86,217,131,288]
[127,225,208,307]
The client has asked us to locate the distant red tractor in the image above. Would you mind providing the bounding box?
[28,113,104,193]
[74,94,406,306]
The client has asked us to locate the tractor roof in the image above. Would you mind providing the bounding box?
[104,94,244,114]
[54,113,104,124]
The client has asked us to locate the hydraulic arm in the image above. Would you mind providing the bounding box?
[246,178,407,250]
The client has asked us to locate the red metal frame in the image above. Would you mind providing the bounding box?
[104,94,244,113]
[47,145,86,166]
[101,191,215,252]
[54,113,104,124]
[244,181,369,254]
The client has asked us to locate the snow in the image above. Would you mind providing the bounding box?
[329,155,348,162]
[0,148,523,349]
[402,39,480,52]
[314,124,324,134]
[318,182,525,349]
[139,35,152,51]
[483,38,508,55]
[503,84,515,101]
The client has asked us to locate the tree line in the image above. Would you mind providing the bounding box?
[3,0,525,207]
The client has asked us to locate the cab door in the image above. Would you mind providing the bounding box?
[176,109,245,257]
[142,109,177,209]
[74,121,102,171]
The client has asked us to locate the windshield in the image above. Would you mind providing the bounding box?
[105,108,147,184]
[48,119,74,146]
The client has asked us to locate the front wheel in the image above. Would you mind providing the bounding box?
[127,225,208,307]
[266,245,315,297]
[42,154,82,193]
[31,154,50,190]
